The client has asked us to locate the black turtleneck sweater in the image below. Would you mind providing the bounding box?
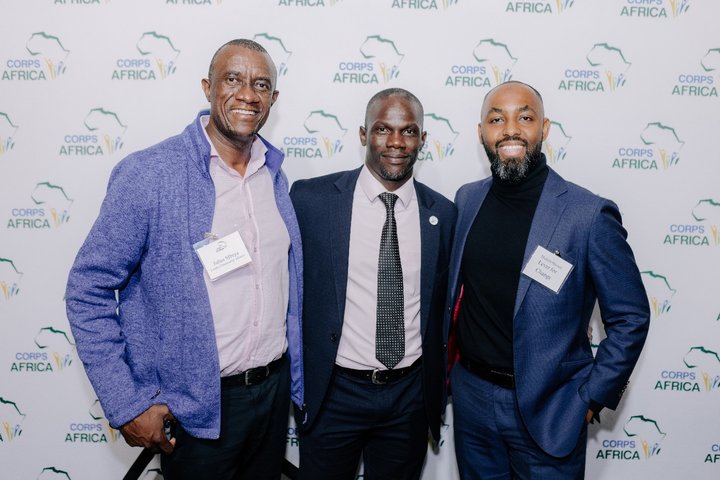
[457,155,549,371]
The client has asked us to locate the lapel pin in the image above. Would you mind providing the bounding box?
[429,215,438,225]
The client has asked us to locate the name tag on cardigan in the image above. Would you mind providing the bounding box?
[521,245,573,293]
[193,231,251,281]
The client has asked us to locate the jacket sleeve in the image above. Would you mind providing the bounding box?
[582,199,650,410]
[65,157,161,428]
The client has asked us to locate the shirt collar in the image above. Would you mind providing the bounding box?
[200,115,268,176]
[358,164,415,209]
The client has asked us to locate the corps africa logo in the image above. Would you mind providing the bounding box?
[419,113,459,161]
[112,32,180,80]
[0,112,19,155]
[544,120,571,165]
[54,0,109,4]
[684,347,720,391]
[2,32,69,81]
[36,467,73,480]
[445,39,517,88]
[620,0,690,18]
[278,0,342,6]
[166,0,223,4]
[641,271,675,318]
[612,122,684,171]
[7,182,73,230]
[287,425,299,448]
[702,48,720,82]
[691,199,720,246]
[672,48,720,98]
[706,443,720,464]
[624,416,666,459]
[663,199,720,247]
[0,258,23,301]
[559,43,630,92]
[390,0,459,10]
[254,33,291,76]
[595,415,667,460]
[59,108,127,156]
[333,35,403,85]
[65,399,121,444]
[282,110,347,159]
[654,346,720,393]
[505,0,575,14]
[0,397,26,442]
[10,326,76,373]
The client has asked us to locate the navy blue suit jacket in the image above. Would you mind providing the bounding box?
[446,168,650,457]
[290,167,457,441]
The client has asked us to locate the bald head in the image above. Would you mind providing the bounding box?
[365,88,424,128]
[207,39,277,86]
[481,81,544,121]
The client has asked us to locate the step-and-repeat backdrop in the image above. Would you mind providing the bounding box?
[1,1,718,479]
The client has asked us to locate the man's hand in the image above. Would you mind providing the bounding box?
[120,404,176,454]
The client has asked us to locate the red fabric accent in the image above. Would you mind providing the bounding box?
[446,284,464,385]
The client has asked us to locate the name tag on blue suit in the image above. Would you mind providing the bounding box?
[521,245,573,293]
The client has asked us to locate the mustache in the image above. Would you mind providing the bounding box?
[496,136,528,149]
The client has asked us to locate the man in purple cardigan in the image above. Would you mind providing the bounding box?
[65,39,304,480]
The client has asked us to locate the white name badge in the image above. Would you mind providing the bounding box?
[521,245,574,293]
[193,231,252,281]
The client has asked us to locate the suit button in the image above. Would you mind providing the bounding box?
[330,333,338,343]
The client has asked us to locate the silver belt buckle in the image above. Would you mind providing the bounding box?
[371,369,386,385]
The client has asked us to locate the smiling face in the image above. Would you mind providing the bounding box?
[479,82,550,183]
[201,44,278,147]
[360,94,426,192]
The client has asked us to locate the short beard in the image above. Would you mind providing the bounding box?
[484,136,543,184]
[378,163,414,183]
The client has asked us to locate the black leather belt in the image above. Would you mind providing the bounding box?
[334,357,422,385]
[221,357,283,387]
[460,357,515,389]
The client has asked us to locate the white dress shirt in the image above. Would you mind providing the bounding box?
[336,165,422,370]
[201,116,289,376]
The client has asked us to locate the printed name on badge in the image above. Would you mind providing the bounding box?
[521,245,574,293]
[193,231,252,281]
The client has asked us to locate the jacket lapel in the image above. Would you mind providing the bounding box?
[416,183,439,337]
[185,129,214,266]
[513,169,568,317]
[330,168,362,324]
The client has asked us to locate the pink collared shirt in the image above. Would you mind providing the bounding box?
[201,116,289,376]
[336,165,422,370]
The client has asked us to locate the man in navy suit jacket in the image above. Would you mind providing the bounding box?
[290,88,456,480]
[447,81,650,479]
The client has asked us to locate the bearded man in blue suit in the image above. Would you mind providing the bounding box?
[447,81,650,479]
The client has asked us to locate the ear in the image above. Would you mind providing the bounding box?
[542,117,550,141]
[421,130,427,145]
[201,78,211,102]
[359,126,368,147]
[476,122,482,142]
[271,89,279,106]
